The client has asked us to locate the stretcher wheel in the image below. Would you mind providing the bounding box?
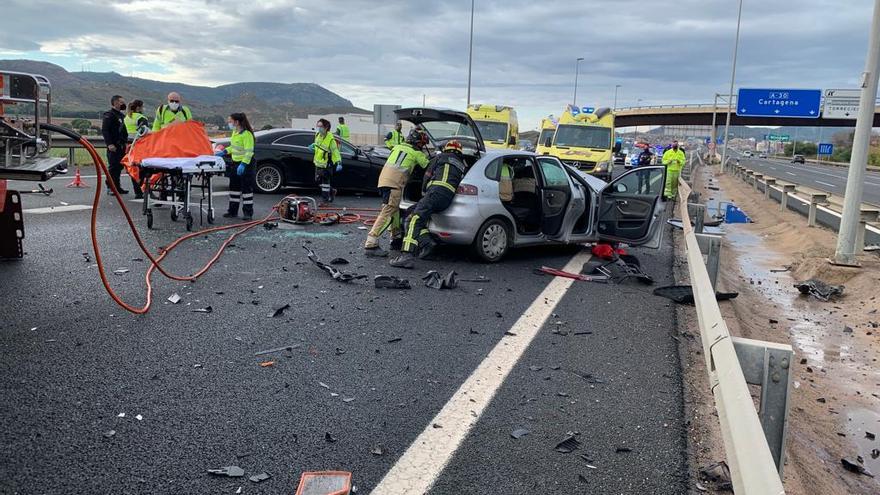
[185,213,193,231]
[146,211,154,229]
[207,210,215,224]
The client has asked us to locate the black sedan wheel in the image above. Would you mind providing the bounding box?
[255,162,284,194]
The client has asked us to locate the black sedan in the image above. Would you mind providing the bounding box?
[215,129,388,194]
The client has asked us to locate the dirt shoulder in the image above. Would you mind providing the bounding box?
[676,165,880,494]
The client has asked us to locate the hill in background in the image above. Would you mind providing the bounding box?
[0,59,366,127]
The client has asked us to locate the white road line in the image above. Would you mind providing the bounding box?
[23,205,92,214]
[786,172,797,176]
[815,180,837,188]
[372,250,593,494]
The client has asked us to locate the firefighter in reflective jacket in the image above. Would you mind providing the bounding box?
[390,140,467,269]
[385,122,404,149]
[309,118,342,202]
[222,113,256,220]
[364,128,430,256]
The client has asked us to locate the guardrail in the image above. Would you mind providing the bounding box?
[677,173,790,494]
[724,159,880,248]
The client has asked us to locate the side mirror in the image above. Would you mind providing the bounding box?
[615,183,628,193]
[508,135,517,145]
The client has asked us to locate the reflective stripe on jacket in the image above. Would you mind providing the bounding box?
[229,129,255,164]
[377,143,429,189]
[313,132,341,168]
[385,130,404,149]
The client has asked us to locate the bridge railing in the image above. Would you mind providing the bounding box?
[677,173,790,495]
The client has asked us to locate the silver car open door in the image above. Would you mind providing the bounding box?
[596,166,667,248]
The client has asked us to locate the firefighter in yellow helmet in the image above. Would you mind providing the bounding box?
[364,128,430,256]
[390,140,468,269]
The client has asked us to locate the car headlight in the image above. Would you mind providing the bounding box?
[595,161,610,171]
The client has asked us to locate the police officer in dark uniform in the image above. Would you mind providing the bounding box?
[101,95,129,195]
[390,140,468,269]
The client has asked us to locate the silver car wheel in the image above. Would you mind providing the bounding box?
[481,223,508,259]
[256,165,282,192]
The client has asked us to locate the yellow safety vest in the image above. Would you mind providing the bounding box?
[152,104,192,131]
[228,129,255,164]
[385,130,404,149]
[377,143,429,189]
[336,124,350,140]
[124,112,148,135]
[313,132,341,168]
[499,163,513,201]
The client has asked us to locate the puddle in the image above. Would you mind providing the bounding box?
[845,408,880,475]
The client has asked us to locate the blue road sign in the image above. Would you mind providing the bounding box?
[818,143,834,155]
[736,88,821,118]
[582,106,595,114]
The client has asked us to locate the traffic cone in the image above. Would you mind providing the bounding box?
[66,166,88,188]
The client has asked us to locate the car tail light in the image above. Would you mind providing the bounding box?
[457,183,478,195]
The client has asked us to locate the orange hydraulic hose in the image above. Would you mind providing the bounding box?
[78,137,278,314]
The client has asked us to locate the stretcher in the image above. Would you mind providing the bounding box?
[137,155,226,231]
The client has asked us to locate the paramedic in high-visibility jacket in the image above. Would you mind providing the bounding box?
[390,140,468,269]
[152,92,192,131]
[309,118,342,203]
[363,128,430,257]
[662,141,686,200]
[222,113,256,220]
[385,122,404,149]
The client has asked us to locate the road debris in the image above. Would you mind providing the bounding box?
[192,306,213,313]
[841,458,874,477]
[535,266,608,283]
[374,275,411,290]
[423,270,458,289]
[103,429,116,438]
[794,279,844,302]
[113,268,129,275]
[254,345,300,356]
[371,445,385,456]
[207,466,245,478]
[386,337,402,343]
[167,293,181,304]
[135,414,143,421]
[867,431,876,440]
[268,303,291,318]
[303,244,366,282]
[554,434,581,453]
[511,428,530,439]
[330,257,349,265]
[324,432,337,443]
[259,361,275,367]
[590,254,654,285]
[249,472,271,483]
[700,461,732,490]
[652,285,738,304]
[319,382,330,389]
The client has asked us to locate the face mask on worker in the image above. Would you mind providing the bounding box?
[227,122,236,131]
[117,102,126,111]
[168,101,180,111]
[316,125,326,134]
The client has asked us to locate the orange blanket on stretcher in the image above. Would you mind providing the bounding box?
[122,121,215,184]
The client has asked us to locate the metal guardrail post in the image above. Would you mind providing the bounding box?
[764,179,776,200]
[676,178,787,495]
[807,193,828,227]
[696,233,722,289]
[732,337,792,475]
[68,147,75,168]
[688,203,706,233]
[779,185,796,212]
[855,210,879,254]
[753,173,763,192]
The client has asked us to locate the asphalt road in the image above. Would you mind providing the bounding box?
[1,173,687,494]
[735,154,880,206]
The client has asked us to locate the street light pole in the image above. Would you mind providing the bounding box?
[834,0,880,265]
[613,84,621,110]
[720,0,743,170]
[466,0,475,107]
[573,57,584,107]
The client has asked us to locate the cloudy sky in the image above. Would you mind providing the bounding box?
[2,0,876,129]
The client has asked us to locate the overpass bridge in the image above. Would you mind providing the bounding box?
[614,102,880,128]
